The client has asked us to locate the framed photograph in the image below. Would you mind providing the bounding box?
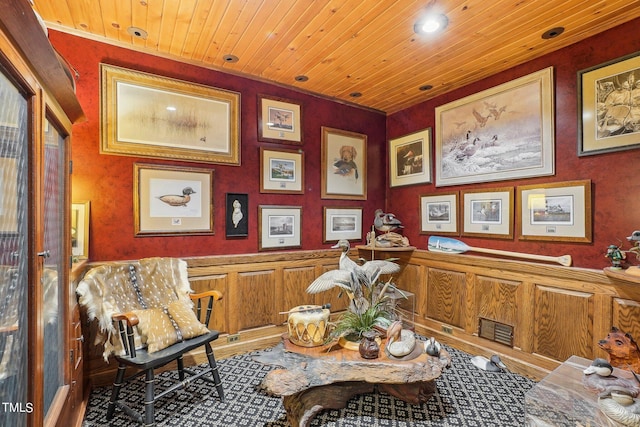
[260,147,304,194]
[134,163,214,236]
[71,201,90,259]
[389,128,432,187]
[257,95,303,145]
[517,180,592,242]
[321,126,367,200]
[258,205,302,251]
[323,207,363,243]
[435,67,554,187]
[578,51,640,156]
[226,193,248,237]
[461,187,514,239]
[419,192,459,235]
[100,63,240,165]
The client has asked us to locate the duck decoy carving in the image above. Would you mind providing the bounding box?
[470,354,507,372]
[374,209,404,234]
[157,187,196,207]
[305,239,400,313]
[425,337,442,357]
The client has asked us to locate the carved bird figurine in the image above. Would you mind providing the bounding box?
[374,209,404,234]
[584,358,614,377]
[470,354,507,372]
[157,187,196,207]
[425,337,441,357]
[305,239,400,313]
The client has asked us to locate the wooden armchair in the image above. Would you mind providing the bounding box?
[77,258,225,426]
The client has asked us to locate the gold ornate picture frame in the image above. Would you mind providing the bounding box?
[101,64,240,165]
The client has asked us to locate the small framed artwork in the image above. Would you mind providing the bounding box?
[260,147,304,194]
[258,205,302,251]
[578,51,640,156]
[258,95,303,145]
[435,67,554,187]
[419,192,458,235]
[321,126,367,200]
[71,201,90,259]
[226,193,248,237]
[134,163,214,236]
[517,180,592,242]
[101,64,240,165]
[461,187,514,239]
[389,128,432,187]
[323,207,363,243]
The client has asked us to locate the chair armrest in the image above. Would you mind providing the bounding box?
[111,312,140,358]
[190,290,223,301]
[112,312,140,327]
[189,290,223,326]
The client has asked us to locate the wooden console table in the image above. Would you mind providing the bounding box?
[254,335,451,427]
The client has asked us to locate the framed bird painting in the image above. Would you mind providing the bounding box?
[321,126,367,200]
[434,67,555,187]
[134,163,214,236]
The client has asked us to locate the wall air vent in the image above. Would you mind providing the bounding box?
[478,318,513,347]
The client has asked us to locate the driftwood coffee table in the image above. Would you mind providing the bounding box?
[254,335,451,427]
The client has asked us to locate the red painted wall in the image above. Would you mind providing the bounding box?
[386,18,640,269]
[49,31,387,261]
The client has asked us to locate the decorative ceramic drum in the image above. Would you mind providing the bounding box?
[287,305,330,347]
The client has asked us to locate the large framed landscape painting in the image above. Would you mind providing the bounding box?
[101,64,240,165]
[435,67,555,187]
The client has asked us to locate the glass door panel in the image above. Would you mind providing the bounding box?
[42,118,65,416]
[0,65,29,427]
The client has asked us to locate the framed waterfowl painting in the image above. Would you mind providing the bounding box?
[134,163,214,236]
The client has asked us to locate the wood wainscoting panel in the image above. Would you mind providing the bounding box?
[237,270,276,331]
[426,268,466,328]
[612,298,640,341]
[283,266,317,314]
[534,285,594,361]
[189,274,228,333]
[475,276,520,333]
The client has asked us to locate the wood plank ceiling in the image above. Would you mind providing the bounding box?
[32,0,640,114]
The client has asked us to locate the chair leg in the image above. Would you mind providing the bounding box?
[205,342,225,402]
[106,364,127,420]
[144,368,155,427]
[177,355,185,381]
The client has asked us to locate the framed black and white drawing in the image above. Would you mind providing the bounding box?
[323,207,362,242]
[258,205,302,250]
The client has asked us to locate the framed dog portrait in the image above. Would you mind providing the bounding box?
[321,126,367,200]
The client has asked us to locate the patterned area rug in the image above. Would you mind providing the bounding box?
[82,341,535,426]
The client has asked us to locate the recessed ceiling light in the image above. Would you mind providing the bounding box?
[127,26,147,39]
[419,84,433,91]
[541,27,565,39]
[295,75,309,82]
[349,92,362,98]
[414,13,448,35]
[222,54,239,63]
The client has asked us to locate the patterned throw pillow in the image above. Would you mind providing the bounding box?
[132,299,210,353]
